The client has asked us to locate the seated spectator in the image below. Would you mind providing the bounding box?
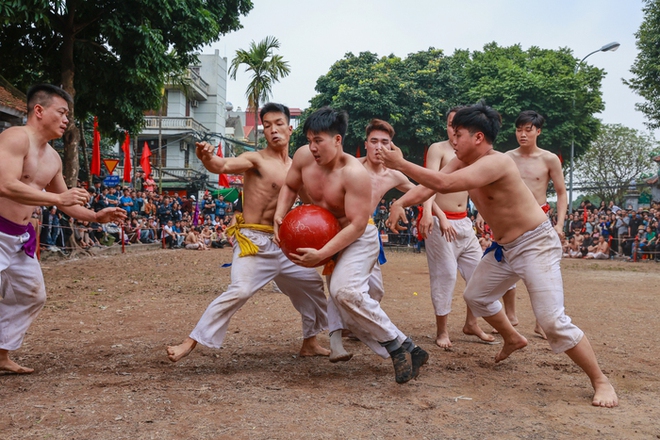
[585,235,610,259]
[639,225,657,260]
[184,227,208,250]
[563,235,582,258]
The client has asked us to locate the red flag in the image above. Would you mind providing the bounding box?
[121,132,131,183]
[140,142,152,177]
[355,146,361,158]
[423,146,428,167]
[217,142,230,188]
[91,116,101,176]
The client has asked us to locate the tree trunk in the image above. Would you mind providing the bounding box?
[61,4,80,187]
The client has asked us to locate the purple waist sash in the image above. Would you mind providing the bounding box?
[0,215,37,258]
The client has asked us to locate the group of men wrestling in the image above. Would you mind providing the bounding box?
[0,84,617,407]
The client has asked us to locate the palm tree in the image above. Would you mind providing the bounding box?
[228,36,291,145]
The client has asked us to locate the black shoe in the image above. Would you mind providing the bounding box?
[390,346,413,384]
[410,346,429,380]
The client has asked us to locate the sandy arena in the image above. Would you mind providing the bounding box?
[1,248,659,439]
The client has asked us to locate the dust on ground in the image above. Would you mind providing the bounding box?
[1,248,659,439]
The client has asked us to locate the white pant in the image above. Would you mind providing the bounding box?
[190,229,328,349]
[0,231,47,351]
[328,262,384,332]
[464,220,584,354]
[326,224,406,358]
[425,216,481,316]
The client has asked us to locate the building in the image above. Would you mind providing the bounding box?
[0,76,27,132]
[117,50,230,193]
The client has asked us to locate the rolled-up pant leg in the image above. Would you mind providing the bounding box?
[425,217,460,316]
[327,225,405,359]
[0,232,47,351]
[190,233,277,349]
[506,225,584,353]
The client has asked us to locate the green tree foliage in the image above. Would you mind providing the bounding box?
[293,49,455,163]
[295,44,606,164]
[461,43,604,155]
[626,0,660,130]
[228,35,290,144]
[0,0,253,185]
[574,124,657,202]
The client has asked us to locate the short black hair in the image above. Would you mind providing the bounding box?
[26,84,72,116]
[303,106,348,143]
[451,101,502,144]
[260,102,290,124]
[515,110,545,129]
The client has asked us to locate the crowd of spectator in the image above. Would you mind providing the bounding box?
[36,181,660,264]
[558,200,660,262]
[36,181,238,254]
[373,196,660,262]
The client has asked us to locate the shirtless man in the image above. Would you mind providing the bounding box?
[477,110,567,339]
[585,234,610,259]
[328,118,437,362]
[381,102,617,406]
[167,103,329,363]
[274,107,428,384]
[419,108,495,349]
[0,84,126,373]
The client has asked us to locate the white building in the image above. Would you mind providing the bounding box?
[118,50,230,192]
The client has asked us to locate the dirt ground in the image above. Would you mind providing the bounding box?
[1,247,659,439]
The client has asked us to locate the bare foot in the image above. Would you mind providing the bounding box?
[463,324,497,344]
[494,335,528,363]
[0,357,34,374]
[592,379,619,408]
[534,321,547,340]
[435,331,452,349]
[166,338,197,362]
[299,336,330,357]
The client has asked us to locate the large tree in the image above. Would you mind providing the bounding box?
[626,0,660,130]
[228,35,290,145]
[574,123,657,202]
[293,49,455,163]
[0,0,253,186]
[461,43,605,156]
[295,44,606,164]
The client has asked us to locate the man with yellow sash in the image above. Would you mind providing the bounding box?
[167,103,330,363]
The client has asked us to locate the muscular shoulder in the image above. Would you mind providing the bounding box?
[0,126,30,153]
[341,154,370,182]
[539,149,561,166]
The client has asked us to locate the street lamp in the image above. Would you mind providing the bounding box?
[568,41,620,212]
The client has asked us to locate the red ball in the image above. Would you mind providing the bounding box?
[279,204,341,266]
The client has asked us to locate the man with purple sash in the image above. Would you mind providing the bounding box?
[0,84,126,374]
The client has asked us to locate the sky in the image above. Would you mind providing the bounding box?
[205,0,652,135]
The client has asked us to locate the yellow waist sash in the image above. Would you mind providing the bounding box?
[225,213,274,257]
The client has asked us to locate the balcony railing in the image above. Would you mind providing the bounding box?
[186,68,209,95]
[143,116,208,133]
[116,166,209,186]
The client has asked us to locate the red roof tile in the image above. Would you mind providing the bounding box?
[0,86,27,114]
